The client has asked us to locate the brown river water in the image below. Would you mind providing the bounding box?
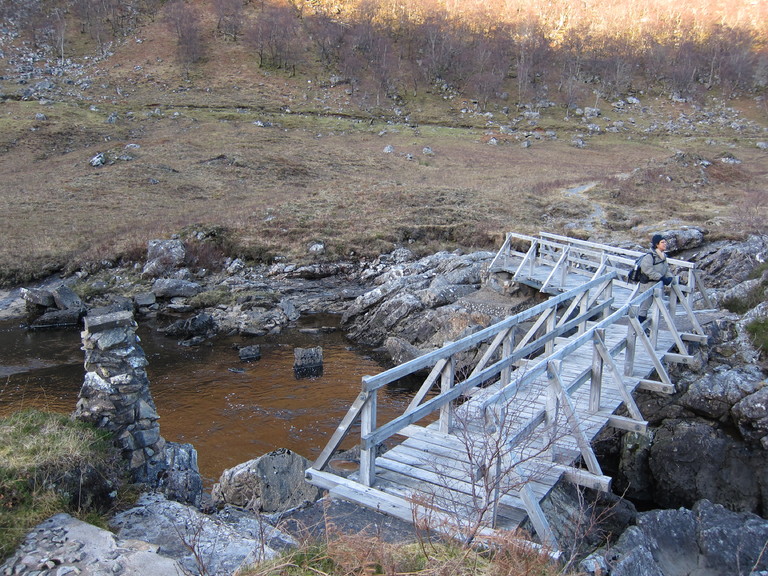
[0,314,415,487]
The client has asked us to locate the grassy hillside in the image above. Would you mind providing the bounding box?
[0,0,766,285]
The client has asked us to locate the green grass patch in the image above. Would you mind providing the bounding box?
[746,318,768,359]
[0,410,126,562]
[188,287,234,308]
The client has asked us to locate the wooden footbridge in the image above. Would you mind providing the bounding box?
[305,232,711,551]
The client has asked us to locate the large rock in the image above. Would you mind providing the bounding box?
[694,234,768,290]
[582,500,768,576]
[211,448,321,513]
[111,492,279,576]
[151,278,203,298]
[341,250,497,353]
[661,227,705,253]
[294,346,323,378]
[142,239,186,277]
[732,385,768,447]
[51,283,84,311]
[521,482,637,561]
[647,418,767,514]
[678,364,766,422]
[161,312,217,340]
[1,513,184,576]
[160,441,204,507]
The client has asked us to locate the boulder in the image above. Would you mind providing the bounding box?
[52,284,84,311]
[29,306,83,328]
[111,492,279,576]
[19,286,55,307]
[582,500,768,576]
[661,227,705,253]
[1,513,184,576]
[732,385,768,447]
[160,441,204,507]
[678,364,766,422]
[294,346,323,378]
[211,448,321,513]
[161,312,217,340]
[134,291,157,308]
[384,336,426,365]
[521,482,637,561]
[647,418,766,514]
[142,239,186,277]
[239,344,262,362]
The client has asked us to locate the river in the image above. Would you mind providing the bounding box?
[0,314,413,487]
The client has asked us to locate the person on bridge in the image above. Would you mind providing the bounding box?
[638,234,675,324]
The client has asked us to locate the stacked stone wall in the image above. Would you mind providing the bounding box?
[74,310,167,485]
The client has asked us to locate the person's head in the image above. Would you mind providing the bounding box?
[651,234,666,250]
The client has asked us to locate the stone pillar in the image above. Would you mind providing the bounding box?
[74,310,167,485]
[294,346,323,378]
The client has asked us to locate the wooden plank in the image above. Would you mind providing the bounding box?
[637,379,675,394]
[560,467,612,492]
[664,352,695,364]
[607,415,648,433]
[681,333,708,344]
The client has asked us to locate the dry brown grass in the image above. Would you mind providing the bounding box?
[0,14,766,286]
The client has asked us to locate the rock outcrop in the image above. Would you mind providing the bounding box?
[615,358,768,515]
[341,250,505,354]
[581,500,768,576]
[0,512,185,576]
[111,493,287,576]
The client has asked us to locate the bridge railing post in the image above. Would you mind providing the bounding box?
[578,292,589,334]
[650,287,663,347]
[590,328,605,412]
[545,363,560,458]
[439,354,456,433]
[545,307,557,355]
[359,390,378,486]
[500,328,515,386]
[625,307,639,377]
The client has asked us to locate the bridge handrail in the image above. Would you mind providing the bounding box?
[490,232,711,307]
[311,272,618,474]
[478,286,655,410]
[361,294,615,449]
[361,272,616,392]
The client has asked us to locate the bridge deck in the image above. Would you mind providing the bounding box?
[307,233,709,549]
[331,322,673,531]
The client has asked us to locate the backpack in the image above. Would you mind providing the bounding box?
[628,252,659,283]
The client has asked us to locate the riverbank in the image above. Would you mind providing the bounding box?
[2,232,768,575]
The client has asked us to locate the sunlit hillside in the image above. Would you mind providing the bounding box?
[1,0,766,107]
[0,0,766,285]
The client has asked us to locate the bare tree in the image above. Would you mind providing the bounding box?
[214,0,244,41]
[302,10,346,69]
[164,0,205,77]
[246,2,302,73]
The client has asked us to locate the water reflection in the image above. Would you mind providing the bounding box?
[0,315,409,486]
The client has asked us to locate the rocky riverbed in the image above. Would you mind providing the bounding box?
[1,230,768,575]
